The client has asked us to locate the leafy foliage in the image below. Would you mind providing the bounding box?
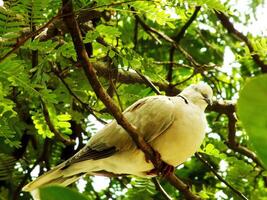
[0,153,16,181]
[124,178,156,200]
[40,186,88,200]
[0,0,267,199]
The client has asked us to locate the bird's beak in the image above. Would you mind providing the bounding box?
[203,97,212,106]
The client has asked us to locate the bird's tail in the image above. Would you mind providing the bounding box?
[22,161,82,192]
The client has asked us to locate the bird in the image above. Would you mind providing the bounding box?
[22,82,213,195]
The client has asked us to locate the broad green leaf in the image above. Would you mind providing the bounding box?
[237,74,267,167]
[39,186,88,200]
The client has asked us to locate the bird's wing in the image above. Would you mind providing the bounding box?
[63,96,177,167]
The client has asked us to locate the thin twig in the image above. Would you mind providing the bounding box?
[215,11,267,73]
[167,47,175,84]
[208,101,264,168]
[167,6,201,88]
[195,152,248,200]
[109,78,124,112]
[0,14,60,62]
[41,100,75,145]
[135,70,161,95]
[53,65,107,124]
[173,72,196,87]
[134,13,174,44]
[152,178,173,200]
[134,12,203,70]
[15,138,52,200]
[133,18,139,50]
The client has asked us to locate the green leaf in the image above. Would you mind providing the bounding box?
[84,31,99,43]
[31,110,54,138]
[96,24,121,40]
[189,0,227,12]
[0,153,16,180]
[57,114,72,121]
[237,74,267,168]
[262,171,267,177]
[202,143,225,159]
[39,186,88,200]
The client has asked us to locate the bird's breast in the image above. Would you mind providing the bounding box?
[151,104,207,166]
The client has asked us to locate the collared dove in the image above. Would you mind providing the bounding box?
[23,82,213,194]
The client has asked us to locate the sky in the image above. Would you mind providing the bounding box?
[225,0,267,36]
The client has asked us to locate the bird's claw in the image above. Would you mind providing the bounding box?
[146,150,174,177]
[159,162,174,177]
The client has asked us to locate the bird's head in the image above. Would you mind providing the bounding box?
[179,82,213,110]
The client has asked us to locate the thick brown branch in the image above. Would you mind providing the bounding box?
[61,1,200,199]
[215,11,267,73]
[226,112,264,168]
[167,6,200,86]
[62,0,157,171]
[208,101,264,168]
[92,62,181,94]
[173,6,201,43]
[53,64,107,124]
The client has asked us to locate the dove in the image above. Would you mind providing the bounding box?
[23,82,213,195]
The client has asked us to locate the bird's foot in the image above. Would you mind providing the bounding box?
[159,162,174,177]
[145,150,174,177]
[146,162,174,177]
[154,151,174,176]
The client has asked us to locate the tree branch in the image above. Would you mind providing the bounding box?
[0,14,60,63]
[92,61,181,94]
[152,178,172,200]
[15,138,52,200]
[133,11,207,75]
[41,100,75,145]
[173,6,201,43]
[133,18,139,50]
[215,11,267,73]
[52,64,107,124]
[135,70,161,95]
[226,112,264,168]
[195,153,248,200]
[167,6,201,89]
[134,13,175,44]
[61,1,200,199]
[207,101,264,168]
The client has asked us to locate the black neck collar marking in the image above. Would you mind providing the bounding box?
[177,94,188,104]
